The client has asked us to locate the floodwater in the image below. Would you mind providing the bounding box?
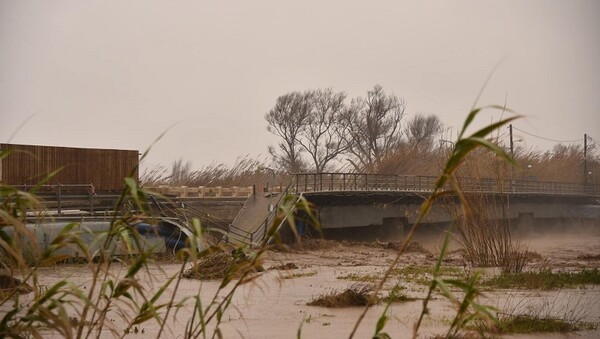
[3,231,600,338]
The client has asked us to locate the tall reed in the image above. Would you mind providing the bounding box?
[349,103,518,338]
[0,144,316,338]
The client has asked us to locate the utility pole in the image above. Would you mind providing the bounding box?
[509,124,514,157]
[509,124,514,190]
[584,133,588,186]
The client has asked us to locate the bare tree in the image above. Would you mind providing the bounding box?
[340,85,406,172]
[404,113,443,152]
[375,114,443,176]
[265,91,312,172]
[297,88,348,172]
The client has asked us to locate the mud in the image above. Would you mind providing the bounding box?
[2,231,600,338]
[269,262,299,270]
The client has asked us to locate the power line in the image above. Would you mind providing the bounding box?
[587,135,600,146]
[512,126,583,143]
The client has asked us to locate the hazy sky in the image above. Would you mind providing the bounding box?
[1,0,599,171]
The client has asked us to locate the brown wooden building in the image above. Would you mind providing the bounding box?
[0,143,139,192]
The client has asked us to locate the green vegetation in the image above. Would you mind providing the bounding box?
[395,265,465,277]
[349,98,518,338]
[386,265,468,286]
[484,269,600,290]
[4,98,597,338]
[380,284,415,303]
[337,266,466,287]
[337,272,382,282]
[489,315,596,334]
[0,146,318,338]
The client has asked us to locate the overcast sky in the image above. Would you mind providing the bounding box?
[1,0,599,171]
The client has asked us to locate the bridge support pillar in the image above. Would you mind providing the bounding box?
[516,212,534,236]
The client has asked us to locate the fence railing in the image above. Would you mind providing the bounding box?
[11,184,260,217]
[149,196,254,246]
[248,178,300,244]
[293,173,600,196]
[10,174,599,219]
[144,185,254,198]
[11,183,121,216]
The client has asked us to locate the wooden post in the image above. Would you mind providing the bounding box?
[57,184,62,215]
[88,186,94,213]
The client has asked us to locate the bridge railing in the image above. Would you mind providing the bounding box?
[293,173,599,196]
[294,173,439,193]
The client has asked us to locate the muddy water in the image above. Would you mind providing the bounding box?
[3,232,600,338]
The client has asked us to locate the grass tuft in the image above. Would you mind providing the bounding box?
[491,315,597,334]
[337,272,382,283]
[391,265,467,285]
[381,284,415,303]
[282,271,317,279]
[484,269,600,290]
[307,284,374,308]
[269,262,299,270]
[182,249,264,280]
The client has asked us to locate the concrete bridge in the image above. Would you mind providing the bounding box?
[19,173,600,250]
[29,174,594,246]
[221,172,600,244]
[23,173,599,245]
[285,173,600,241]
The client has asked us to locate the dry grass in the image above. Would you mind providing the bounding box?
[182,249,264,280]
[446,170,534,274]
[337,273,382,283]
[182,251,234,280]
[141,155,289,187]
[281,271,317,279]
[378,241,432,255]
[307,284,374,308]
[0,274,33,295]
[269,262,298,270]
[577,253,600,260]
[492,315,595,334]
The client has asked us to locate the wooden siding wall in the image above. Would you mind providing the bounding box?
[0,144,139,192]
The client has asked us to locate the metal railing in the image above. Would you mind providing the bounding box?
[293,173,600,196]
[12,183,121,216]
[149,196,254,246]
[247,178,300,244]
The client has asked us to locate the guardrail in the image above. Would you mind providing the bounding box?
[11,184,121,216]
[144,185,254,198]
[248,178,299,244]
[293,173,600,196]
[149,196,254,246]
[10,184,255,217]
[10,174,599,220]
